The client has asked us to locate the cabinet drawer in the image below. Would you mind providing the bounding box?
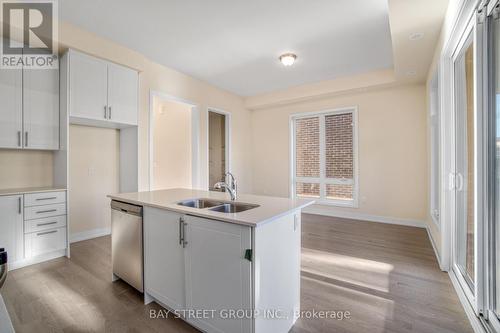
[24,203,66,220]
[25,227,66,258]
[25,215,66,233]
[24,191,66,207]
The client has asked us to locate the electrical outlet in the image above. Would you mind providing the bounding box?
[88,167,95,176]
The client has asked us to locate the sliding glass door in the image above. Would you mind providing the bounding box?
[448,2,500,330]
[453,24,477,300]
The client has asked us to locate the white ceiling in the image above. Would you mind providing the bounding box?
[60,0,394,97]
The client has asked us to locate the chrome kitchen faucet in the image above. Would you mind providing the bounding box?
[214,172,238,201]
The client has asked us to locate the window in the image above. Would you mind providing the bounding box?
[429,69,441,228]
[291,108,358,207]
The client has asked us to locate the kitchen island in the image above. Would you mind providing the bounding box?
[108,188,313,333]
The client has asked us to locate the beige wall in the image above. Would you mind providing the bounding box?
[251,84,428,221]
[58,22,253,193]
[152,99,192,190]
[0,150,53,189]
[69,125,119,235]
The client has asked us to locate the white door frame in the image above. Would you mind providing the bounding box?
[486,1,500,329]
[439,0,480,273]
[148,90,200,190]
[442,0,488,317]
[450,16,479,312]
[206,107,231,190]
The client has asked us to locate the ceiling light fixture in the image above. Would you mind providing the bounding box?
[409,32,424,41]
[279,53,297,66]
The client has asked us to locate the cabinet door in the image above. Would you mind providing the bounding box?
[0,66,22,148]
[23,68,59,149]
[0,195,23,264]
[69,51,108,121]
[107,63,138,126]
[143,207,185,310]
[184,216,252,333]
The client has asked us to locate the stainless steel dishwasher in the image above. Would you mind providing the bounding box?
[111,200,143,292]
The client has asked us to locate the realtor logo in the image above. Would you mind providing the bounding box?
[1,0,58,69]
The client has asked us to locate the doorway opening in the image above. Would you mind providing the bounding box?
[207,109,230,191]
[149,91,199,190]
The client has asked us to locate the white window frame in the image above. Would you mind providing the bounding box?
[429,69,442,229]
[289,107,359,208]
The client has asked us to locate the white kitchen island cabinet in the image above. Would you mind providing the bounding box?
[144,207,186,311]
[109,188,313,333]
[184,215,252,333]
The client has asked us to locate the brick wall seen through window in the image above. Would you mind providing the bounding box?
[293,109,356,205]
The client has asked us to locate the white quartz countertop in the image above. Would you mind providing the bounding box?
[108,188,314,227]
[0,186,67,196]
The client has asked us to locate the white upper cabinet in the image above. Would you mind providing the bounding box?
[23,68,60,149]
[0,38,59,150]
[107,63,138,126]
[0,195,24,264]
[67,50,138,127]
[69,51,108,122]
[0,67,23,148]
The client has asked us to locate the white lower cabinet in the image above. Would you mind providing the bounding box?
[24,215,66,233]
[144,208,252,333]
[23,190,67,260]
[0,190,68,270]
[24,203,66,220]
[144,207,186,311]
[24,227,67,258]
[184,215,252,333]
[0,195,24,264]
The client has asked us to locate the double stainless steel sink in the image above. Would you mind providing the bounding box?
[177,198,259,213]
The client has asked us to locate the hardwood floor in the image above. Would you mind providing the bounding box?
[1,214,472,333]
[294,214,472,333]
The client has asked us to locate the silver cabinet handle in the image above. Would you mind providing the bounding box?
[36,197,57,201]
[36,209,57,214]
[104,105,107,119]
[17,131,21,147]
[37,221,57,227]
[108,106,112,119]
[18,197,21,214]
[37,230,57,236]
[25,132,28,147]
[179,217,183,245]
[182,221,188,248]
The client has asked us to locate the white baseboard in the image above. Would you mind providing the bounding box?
[448,271,487,333]
[70,227,111,243]
[426,226,444,271]
[303,205,426,228]
[8,249,67,271]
